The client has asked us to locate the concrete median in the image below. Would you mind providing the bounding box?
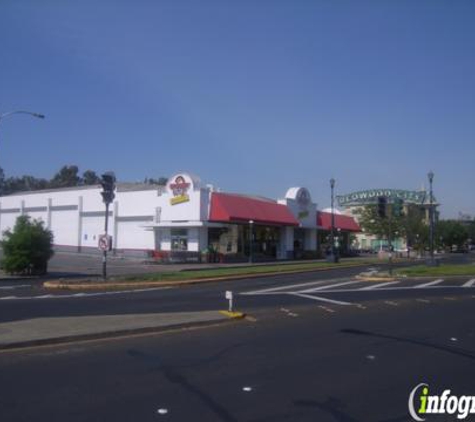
[0,310,245,351]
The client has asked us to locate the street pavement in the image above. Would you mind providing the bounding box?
[1,256,475,420]
[1,294,474,421]
[0,265,420,323]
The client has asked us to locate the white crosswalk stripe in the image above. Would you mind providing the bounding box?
[288,292,353,306]
[242,279,338,295]
[463,279,475,288]
[240,276,475,307]
[300,280,361,293]
[359,281,400,291]
[414,279,444,288]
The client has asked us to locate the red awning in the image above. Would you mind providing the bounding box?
[317,211,361,232]
[209,192,299,226]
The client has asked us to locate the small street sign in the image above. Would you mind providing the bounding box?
[225,291,234,312]
[98,234,111,251]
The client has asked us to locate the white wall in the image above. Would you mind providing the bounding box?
[81,216,104,248]
[0,186,157,254]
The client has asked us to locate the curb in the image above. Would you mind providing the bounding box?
[0,315,245,352]
[219,310,246,319]
[42,261,392,291]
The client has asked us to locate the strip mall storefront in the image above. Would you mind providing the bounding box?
[0,172,360,262]
[150,173,359,262]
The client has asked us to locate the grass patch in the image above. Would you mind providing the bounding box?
[397,264,475,277]
[121,258,382,283]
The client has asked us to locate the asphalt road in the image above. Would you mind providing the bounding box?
[1,260,475,323]
[1,295,475,421]
[1,256,475,421]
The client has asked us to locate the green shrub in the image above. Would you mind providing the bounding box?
[1,215,54,275]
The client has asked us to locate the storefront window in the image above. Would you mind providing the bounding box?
[171,228,188,251]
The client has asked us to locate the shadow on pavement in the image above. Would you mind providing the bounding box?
[340,328,475,360]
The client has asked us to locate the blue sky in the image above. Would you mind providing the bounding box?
[0,0,474,218]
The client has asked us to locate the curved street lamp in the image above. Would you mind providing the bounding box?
[0,110,45,196]
[0,110,45,122]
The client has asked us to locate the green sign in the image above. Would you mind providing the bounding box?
[337,189,429,207]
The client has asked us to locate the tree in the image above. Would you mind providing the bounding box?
[1,215,54,275]
[0,167,5,195]
[356,203,428,252]
[144,177,168,186]
[355,204,406,241]
[82,170,101,185]
[436,220,469,251]
[50,165,81,188]
[402,205,427,250]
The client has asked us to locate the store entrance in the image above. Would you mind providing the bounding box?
[249,225,280,260]
[207,224,280,262]
[293,228,306,259]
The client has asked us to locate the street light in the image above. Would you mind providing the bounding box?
[0,110,45,122]
[328,178,339,263]
[0,110,45,196]
[428,171,436,265]
[248,220,254,264]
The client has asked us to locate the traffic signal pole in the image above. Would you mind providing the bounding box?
[100,172,116,281]
[388,206,393,276]
[378,196,393,276]
[103,201,110,280]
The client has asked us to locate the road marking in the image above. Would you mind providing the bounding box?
[0,284,31,290]
[318,305,336,313]
[294,285,455,294]
[0,286,170,300]
[463,279,475,287]
[300,280,361,293]
[157,409,169,415]
[241,279,340,295]
[359,281,400,291]
[414,279,444,288]
[384,301,399,306]
[288,292,353,306]
[416,299,431,303]
[444,297,457,301]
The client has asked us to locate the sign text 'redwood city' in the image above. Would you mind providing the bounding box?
[337,189,428,207]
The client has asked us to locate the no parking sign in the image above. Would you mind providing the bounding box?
[98,234,111,251]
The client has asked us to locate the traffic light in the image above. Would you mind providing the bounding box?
[377,196,387,218]
[101,172,116,204]
[393,198,404,217]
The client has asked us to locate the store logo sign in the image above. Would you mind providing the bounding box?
[169,175,191,205]
[296,188,311,220]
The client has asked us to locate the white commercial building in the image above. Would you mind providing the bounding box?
[0,172,359,262]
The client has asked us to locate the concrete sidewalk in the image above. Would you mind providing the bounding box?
[0,310,243,350]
